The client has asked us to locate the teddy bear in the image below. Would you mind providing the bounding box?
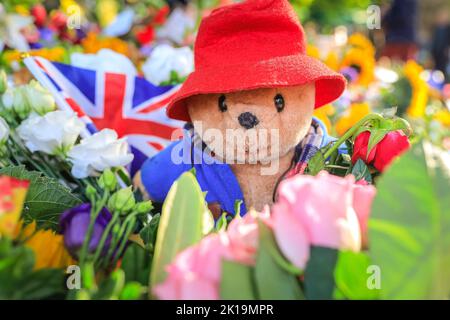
[135,0,346,218]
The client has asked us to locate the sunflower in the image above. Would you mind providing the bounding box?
[335,102,371,136]
[403,60,428,118]
[340,48,375,86]
[20,221,75,270]
[348,33,376,57]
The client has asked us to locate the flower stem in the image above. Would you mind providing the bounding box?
[323,113,384,160]
[79,191,109,266]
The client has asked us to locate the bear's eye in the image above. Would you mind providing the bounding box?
[218,94,227,112]
[274,94,285,112]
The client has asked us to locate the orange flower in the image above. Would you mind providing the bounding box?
[340,48,375,86]
[404,60,428,118]
[81,32,130,56]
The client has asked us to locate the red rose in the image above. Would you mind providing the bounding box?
[352,130,410,172]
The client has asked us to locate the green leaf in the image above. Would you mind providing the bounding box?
[254,222,304,300]
[351,159,372,183]
[0,238,65,299]
[121,243,152,286]
[139,214,160,250]
[93,269,125,300]
[304,246,338,300]
[333,251,379,300]
[0,165,82,230]
[149,172,206,292]
[220,260,256,300]
[369,141,450,299]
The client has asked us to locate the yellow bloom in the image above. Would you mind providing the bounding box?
[96,0,119,28]
[21,221,75,270]
[340,48,375,86]
[60,0,85,17]
[313,104,335,133]
[335,102,370,136]
[0,177,29,238]
[434,110,450,127]
[324,51,339,71]
[404,60,428,117]
[348,33,375,57]
[307,44,320,59]
[4,47,66,65]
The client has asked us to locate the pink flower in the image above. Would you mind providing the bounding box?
[227,209,269,265]
[154,210,269,300]
[271,171,376,268]
[153,233,233,300]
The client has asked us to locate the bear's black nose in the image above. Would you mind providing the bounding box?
[238,112,259,129]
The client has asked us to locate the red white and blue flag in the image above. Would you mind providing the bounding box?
[23,56,184,174]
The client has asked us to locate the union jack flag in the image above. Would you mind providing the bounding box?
[23,56,184,174]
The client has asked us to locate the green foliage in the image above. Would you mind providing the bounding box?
[304,247,338,300]
[333,251,380,299]
[139,213,160,252]
[254,222,304,300]
[369,141,450,299]
[221,260,256,300]
[149,172,209,292]
[0,238,66,299]
[0,165,82,230]
[121,243,152,286]
[351,158,372,183]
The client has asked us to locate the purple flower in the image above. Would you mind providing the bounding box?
[59,203,112,259]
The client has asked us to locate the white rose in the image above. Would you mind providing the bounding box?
[142,44,194,85]
[68,129,134,179]
[0,116,9,143]
[17,110,85,155]
[24,80,56,115]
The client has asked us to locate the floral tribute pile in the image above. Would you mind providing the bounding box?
[0,0,449,300]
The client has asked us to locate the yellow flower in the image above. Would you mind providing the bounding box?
[307,44,320,59]
[348,33,375,57]
[21,221,75,270]
[434,110,450,127]
[404,60,428,117]
[96,0,119,28]
[0,177,29,238]
[335,102,370,136]
[60,0,85,17]
[313,104,335,133]
[324,51,339,71]
[4,47,66,65]
[340,48,375,86]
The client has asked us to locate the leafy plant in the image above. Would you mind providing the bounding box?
[369,141,450,299]
[0,165,82,230]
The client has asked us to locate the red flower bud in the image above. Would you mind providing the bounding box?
[31,4,47,28]
[352,130,410,172]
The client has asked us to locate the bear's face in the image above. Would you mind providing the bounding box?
[186,83,315,165]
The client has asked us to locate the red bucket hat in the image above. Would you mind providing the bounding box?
[167,0,346,121]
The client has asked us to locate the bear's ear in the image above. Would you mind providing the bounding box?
[133,170,151,201]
